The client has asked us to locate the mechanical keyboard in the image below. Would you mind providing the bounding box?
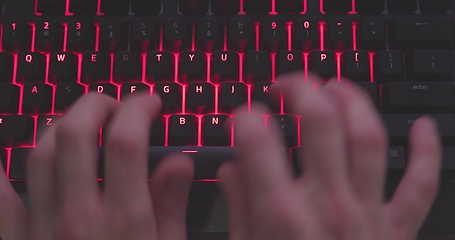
[1,0,455,238]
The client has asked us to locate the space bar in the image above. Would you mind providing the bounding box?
[98,147,235,179]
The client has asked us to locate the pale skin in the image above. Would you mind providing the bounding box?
[0,73,442,240]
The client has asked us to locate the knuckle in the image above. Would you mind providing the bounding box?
[56,204,104,239]
[416,174,439,200]
[301,100,337,124]
[55,118,90,144]
[349,121,387,148]
[106,126,142,154]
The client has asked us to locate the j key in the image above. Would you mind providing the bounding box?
[197,19,222,51]
[37,115,63,139]
[0,116,34,146]
[361,19,385,48]
[229,18,253,51]
[82,51,111,82]
[203,115,230,146]
[101,0,129,15]
[35,20,63,51]
[147,51,175,81]
[342,51,370,82]
[121,83,150,100]
[219,83,247,112]
[212,0,240,14]
[180,0,209,14]
[384,82,455,114]
[0,52,13,82]
[323,0,352,14]
[309,51,336,79]
[155,82,182,113]
[375,51,403,82]
[67,20,96,52]
[294,19,318,50]
[382,114,455,144]
[37,0,65,14]
[69,0,98,14]
[253,82,277,112]
[395,18,452,42]
[49,52,78,83]
[10,148,32,180]
[387,0,417,13]
[0,84,20,113]
[420,0,450,13]
[89,83,118,99]
[131,20,156,52]
[150,116,165,146]
[211,51,239,81]
[328,19,352,48]
[272,114,298,147]
[114,51,142,82]
[165,20,189,51]
[186,83,215,113]
[99,20,128,52]
[276,0,304,13]
[132,0,161,15]
[17,52,46,83]
[262,18,285,51]
[2,21,31,51]
[168,115,198,146]
[356,0,384,13]
[355,82,379,109]
[55,83,85,112]
[179,51,207,81]
[244,0,272,13]
[244,51,272,82]
[277,50,304,75]
[410,50,453,81]
[23,83,53,114]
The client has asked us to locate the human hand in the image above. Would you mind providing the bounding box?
[219,73,442,240]
[0,93,194,240]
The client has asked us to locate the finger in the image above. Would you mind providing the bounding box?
[322,81,388,204]
[272,73,349,188]
[233,104,292,201]
[218,161,250,240]
[150,154,194,240]
[55,93,118,204]
[103,94,161,237]
[386,117,442,235]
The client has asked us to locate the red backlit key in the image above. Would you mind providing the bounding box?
[0,116,34,147]
[203,114,231,146]
[253,82,278,112]
[342,50,370,82]
[114,51,142,82]
[49,51,78,83]
[328,19,352,50]
[294,19,319,50]
[197,19,222,51]
[55,83,85,112]
[0,84,20,113]
[147,51,175,81]
[262,18,286,51]
[132,0,161,15]
[211,51,239,81]
[17,52,46,83]
[155,82,183,113]
[375,50,403,83]
[277,50,304,75]
[37,0,65,14]
[82,51,111,82]
[323,0,352,14]
[219,82,247,112]
[10,148,32,180]
[0,52,13,82]
[35,20,63,51]
[229,18,253,51]
[244,51,272,82]
[308,51,336,79]
[186,83,215,113]
[244,0,272,13]
[37,115,63,139]
[168,114,198,146]
[212,0,240,14]
[67,20,96,52]
[99,20,128,52]
[150,115,165,146]
[179,51,207,82]
[121,83,150,100]
[131,19,157,52]
[89,83,118,99]
[23,83,53,114]
[272,114,298,147]
[69,0,97,14]
[0,149,6,171]
[180,0,209,14]
[2,21,31,51]
[165,19,189,51]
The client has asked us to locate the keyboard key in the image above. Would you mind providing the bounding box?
[420,0,450,13]
[101,0,129,15]
[410,50,453,81]
[132,0,161,15]
[131,19,157,52]
[35,20,63,51]
[180,0,209,14]
[17,52,46,83]
[229,18,253,51]
[244,0,271,13]
[37,115,63,139]
[203,115,230,146]
[121,83,150,100]
[2,21,31,51]
[442,147,455,179]
[244,51,272,81]
[186,83,215,113]
[165,20,189,51]
[261,18,286,51]
[294,19,319,50]
[323,0,351,14]
[384,82,455,114]
[253,82,277,111]
[179,51,207,81]
[147,51,175,81]
[89,83,118,99]
[375,50,403,82]
[169,115,198,146]
[0,84,19,113]
[55,83,85,112]
[67,20,96,52]
[211,51,239,81]
[395,18,452,42]
[272,114,298,147]
[361,19,385,48]
[82,51,111,82]
[328,19,352,48]
[155,82,182,113]
[355,82,379,109]
[342,50,370,82]
[276,0,304,13]
[69,0,97,14]
[0,116,34,146]
[10,148,32,180]
[212,0,240,14]
[277,50,304,75]
[308,51,336,79]
[0,52,13,82]
[356,0,384,13]
[387,0,417,13]
[219,83,247,112]
[37,0,65,14]
[150,116,165,146]
[387,147,407,171]
[99,20,128,52]
[23,83,53,114]
[197,19,222,51]
[114,51,142,82]
[0,149,6,171]
[49,52,78,83]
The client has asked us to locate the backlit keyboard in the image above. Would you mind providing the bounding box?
[2,0,455,237]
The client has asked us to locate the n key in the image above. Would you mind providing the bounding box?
[411,50,453,81]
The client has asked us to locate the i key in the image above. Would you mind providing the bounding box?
[49,52,78,83]
[203,114,231,146]
[67,20,96,52]
[17,52,46,83]
[342,51,370,82]
[114,51,142,82]
[23,83,53,114]
[262,18,286,51]
[2,21,31,51]
[211,51,239,81]
[168,115,198,146]
[35,20,63,51]
[309,51,336,79]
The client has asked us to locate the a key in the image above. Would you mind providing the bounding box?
[375,51,403,82]
[277,50,304,75]
[0,116,34,146]
[55,83,85,112]
[328,19,352,49]
[384,82,455,114]
[356,0,384,13]
[35,20,63,51]
[186,83,215,113]
[244,51,272,82]
[229,18,253,51]
[0,84,20,113]
[89,83,118,99]
[131,19,157,53]
[219,83,247,112]
[17,52,46,83]
[37,115,63,139]
[420,0,450,13]
[253,82,278,112]
[150,116,165,146]
[121,83,150,100]
[211,51,239,81]
[342,51,370,82]
[168,115,198,146]
[197,19,222,51]
[67,20,96,52]
[37,0,65,14]
[294,19,318,50]
[114,51,142,82]
[101,0,129,15]
[165,19,189,51]
[179,51,207,82]
[244,0,272,13]
[410,50,453,81]
[0,52,13,82]
[147,51,175,81]
[23,83,53,114]
[180,0,209,14]
[49,52,78,83]
[2,21,31,52]
[155,82,182,113]
[323,0,352,14]
[203,115,230,146]
[99,20,128,52]
[82,51,111,82]
[132,0,161,15]
[212,0,240,14]
[261,18,286,51]
[69,0,98,14]
[309,51,336,79]
[276,0,304,13]
[9,148,32,180]
[272,114,298,147]
[387,0,417,13]
[355,82,379,109]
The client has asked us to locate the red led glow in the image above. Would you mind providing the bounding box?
[65,0,74,16]
[108,53,121,101]
[269,0,278,15]
[181,84,187,113]
[303,52,309,81]
[301,0,308,14]
[12,54,23,115]
[34,0,43,16]
[336,52,342,82]
[352,21,358,50]
[197,115,203,146]
[43,53,57,114]
[246,83,252,112]
[214,84,220,114]
[0,24,3,52]
[280,94,284,114]
[369,52,375,82]
[30,23,36,52]
[96,0,104,15]
[255,22,260,51]
[76,53,89,94]
[159,24,164,52]
[223,23,228,51]
[349,0,357,14]
[238,0,246,15]
[271,53,276,82]
[230,116,235,147]
[319,0,325,14]
[286,22,293,51]
[163,114,170,146]
[94,23,100,52]
[174,53,179,83]
[319,22,325,51]
[191,24,196,52]
[239,53,244,82]
[5,147,11,180]
[31,115,38,147]
[182,150,198,153]
[62,23,68,52]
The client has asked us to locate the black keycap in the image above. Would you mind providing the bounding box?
[10,148,32,180]
[253,82,277,111]
[229,18,253,51]
[99,20,128,52]
[131,19,156,52]
[395,18,452,42]
[147,51,175,81]
[121,83,150,100]
[89,83,118,99]
[342,50,370,82]
[276,0,304,13]
[0,148,6,171]
[244,51,272,82]
[17,52,46,83]
[197,19,222,51]
[55,83,85,112]
[37,0,65,14]
[203,115,230,146]
[0,84,19,113]
[169,115,198,146]
[410,50,453,81]
[49,52,78,83]
[292,148,301,176]
[328,19,352,49]
[277,50,304,75]
[356,0,384,13]
[37,115,63,139]
[387,0,417,13]
[387,147,407,171]
[375,50,403,82]
[180,0,209,14]
[150,116,165,146]
[355,82,379,109]
[67,20,96,52]
[2,21,31,51]
[155,82,182,113]
[0,52,13,82]
[272,114,298,147]
[179,51,207,82]
[212,0,240,14]
[309,51,336,79]
[442,147,455,179]
[420,0,450,13]
[211,51,239,81]
[101,0,129,15]
[294,19,318,50]
[219,83,247,112]
[384,82,455,114]
[0,115,34,146]
[82,51,111,82]
[114,51,142,82]
[165,20,189,51]
[361,19,385,48]
[244,0,272,13]
[323,0,351,14]
[23,83,53,114]
[35,20,63,51]
[69,0,97,14]
[261,18,285,51]
[186,83,214,113]
[132,0,161,15]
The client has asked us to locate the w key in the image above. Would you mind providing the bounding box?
[411,50,453,81]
